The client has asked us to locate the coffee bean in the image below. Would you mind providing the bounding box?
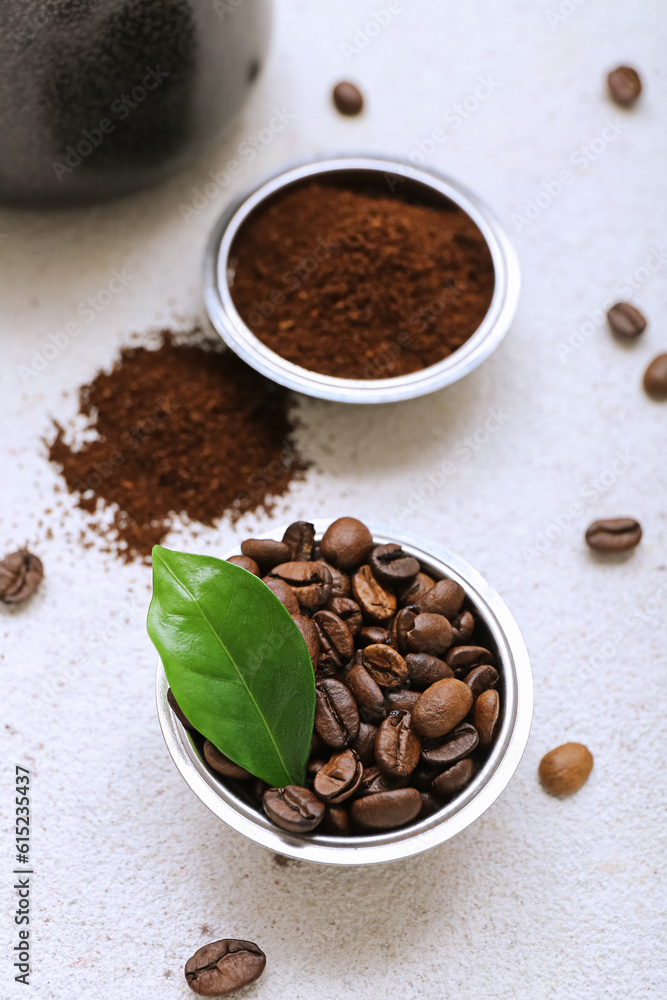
[412,678,473,738]
[203,740,251,779]
[269,560,333,608]
[607,302,646,338]
[314,678,360,747]
[263,785,325,832]
[607,65,642,106]
[361,643,408,688]
[313,610,354,670]
[464,663,499,699]
[324,596,363,635]
[314,749,363,803]
[406,652,454,688]
[240,538,291,568]
[385,689,420,713]
[420,722,478,768]
[262,576,300,615]
[585,518,642,554]
[332,81,364,116]
[418,790,441,818]
[292,614,320,667]
[356,765,408,797]
[357,625,392,647]
[319,560,352,598]
[351,787,422,829]
[446,645,495,676]
[351,722,379,765]
[375,710,421,777]
[450,610,475,644]
[432,757,475,798]
[474,689,500,747]
[320,517,373,570]
[417,578,465,619]
[0,548,43,604]
[643,354,667,400]
[369,543,420,586]
[399,611,454,656]
[398,571,435,607]
[281,520,315,561]
[167,688,198,733]
[345,663,385,723]
[184,938,266,997]
[539,742,593,796]
[322,804,351,836]
[306,759,326,780]
[227,554,260,576]
[352,564,396,622]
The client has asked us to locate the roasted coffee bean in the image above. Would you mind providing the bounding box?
[320,516,373,570]
[306,759,326,780]
[319,560,352,598]
[585,518,642,554]
[400,612,453,656]
[351,722,378,765]
[539,742,594,796]
[184,938,266,997]
[446,645,495,676]
[450,610,475,644]
[269,560,333,608]
[313,610,354,670]
[240,538,291,568]
[262,576,300,615]
[385,689,420,713]
[432,757,475,798]
[314,678,360,747]
[293,614,321,667]
[406,652,454,688]
[398,571,435,607]
[357,626,392,647]
[361,643,408,688]
[607,302,646,338]
[643,354,667,400]
[345,663,385,723]
[352,564,396,622]
[351,787,422,829]
[607,65,642,105]
[375,710,421,777]
[263,785,325,832]
[332,81,364,116]
[325,596,362,635]
[417,578,465,619]
[418,790,441,818]
[420,722,478,768]
[314,749,363,803]
[282,520,315,561]
[369,543,420,586]
[464,664,499,699]
[356,765,407,797]
[227,554,260,576]
[0,549,43,604]
[412,678,473,738]
[474,689,500,748]
[322,804,351,836]
[167,688,198,732]
[203,740,251,779]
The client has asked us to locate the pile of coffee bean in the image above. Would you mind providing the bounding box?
[170,517,503,837]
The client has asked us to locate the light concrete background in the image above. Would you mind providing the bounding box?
[2,1,666,997]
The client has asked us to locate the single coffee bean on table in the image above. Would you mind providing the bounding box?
[184,938,266,997]
[643,354,667,400]
[606,302,646,338]
[539,743,593,796]
[607,65,642,106]
[0,549,43,604]
[585,518,642,554]
[332,81,364,115]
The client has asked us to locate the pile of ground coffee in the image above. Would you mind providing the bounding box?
[48,334,306,561]
[229,179,495,380]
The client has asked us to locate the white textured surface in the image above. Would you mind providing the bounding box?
[2,2,667,998]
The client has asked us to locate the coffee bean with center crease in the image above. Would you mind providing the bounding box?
[398,611,453,656]
[313,610,354,670]
[263,786,325,832]
[352,564,396,622]
[420,722,479,768]
[320,517,373,570]
[417,579,465,619]
[406,652,454,688]
[351,787,422,829]
[450,610,475,644]
[282,520,315,561]
[315,678,360,747]
[345,663,385,723]
[643,354,667,400]
[314,749,363,803]
[361,643,408,688]
[474,689,500,747]
[0,549,43,604]
[464,663,499,699]
[412,678,473,738]
[385,689,420,713]
[269,561,333,608]
[292,614,320,667]
[240,538,292,569]
[351,722,378,765]
[375,710,421,777]
[446,645,495,677]
[262,577,300,615]
[356,765,408,797]
[607,65,642,106]
[184,939,266,997]
[324,596,362,635]
[398,571,435,607]
[203,740,251,779]
[369,543,420,586]
[320,561,352,598]
[227,554,260,576]
[607,302,646,338]
[585,518,642,554]
[432,757,474,799]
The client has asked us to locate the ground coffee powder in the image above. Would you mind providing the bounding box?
[48,334,306,561]
[229,178,495,380]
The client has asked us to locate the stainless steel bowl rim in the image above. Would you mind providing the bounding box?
[156,520,533,866]
[203,155,521,403]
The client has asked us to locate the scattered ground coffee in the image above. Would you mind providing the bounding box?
[229,179,495,379]
[48,334,306,561]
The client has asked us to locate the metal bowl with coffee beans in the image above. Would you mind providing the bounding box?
[157,519,532,865]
